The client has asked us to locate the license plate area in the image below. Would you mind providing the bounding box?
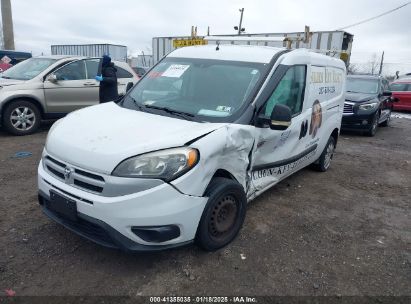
[47,190,78,221]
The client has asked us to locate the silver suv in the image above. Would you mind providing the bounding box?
[0,56,138,135]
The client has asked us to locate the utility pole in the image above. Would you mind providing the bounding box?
[234,8,245,35]
[238,8,244,35]
[378,51,384,75]
[1,0,15,50]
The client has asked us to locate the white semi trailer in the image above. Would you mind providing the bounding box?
[152,30,353,66]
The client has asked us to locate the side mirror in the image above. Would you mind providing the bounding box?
[382,91,392,97]
[269,104,292,130]
[126,82,133,92]
[391,96,400,102]
[47,74,58,83]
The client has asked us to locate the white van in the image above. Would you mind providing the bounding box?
[38,45,346,251]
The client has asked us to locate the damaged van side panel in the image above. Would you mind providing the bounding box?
[171,125,256,197]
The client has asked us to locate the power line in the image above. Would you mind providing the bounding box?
[337,1,411,30]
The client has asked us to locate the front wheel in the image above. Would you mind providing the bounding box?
[312,136,336,172]
[196,177,247,251]
[365,112,380,137]
[380,109,391,127]
[2,100,41,135]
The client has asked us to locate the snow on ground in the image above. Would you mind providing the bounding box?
[393,112,411,120]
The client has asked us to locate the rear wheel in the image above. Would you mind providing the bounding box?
[312,136,336,172]
[365,112,380,137]
[2,100,41,136]
[196,177,247,251]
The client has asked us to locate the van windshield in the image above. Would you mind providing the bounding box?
[346,78,379,94]
[1,58,57,80]
[122,57,266,122]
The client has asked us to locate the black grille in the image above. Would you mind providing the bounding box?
[44,155,105,194]
[46,156,65,168]
[46,165,65,179]
[74,179,103,193]
[75,169,105,181]
[343,103,354,114]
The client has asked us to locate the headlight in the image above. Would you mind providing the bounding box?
[359,102,378,111]
[112,147,199,181]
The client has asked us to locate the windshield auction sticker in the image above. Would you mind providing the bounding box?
[162,64,190,78]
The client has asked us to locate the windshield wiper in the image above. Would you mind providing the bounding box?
[144,104,194,120]
[128,96,147,112]
[1,76,11,79]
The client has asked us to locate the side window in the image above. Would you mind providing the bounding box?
[85,59,99,79]
[382,80,389,91]
[55,60,86,81]
[389,83,408,92]
[263,65,306,117]
[116,67,133,79]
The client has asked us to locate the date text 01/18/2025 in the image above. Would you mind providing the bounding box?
[149,296,257,303]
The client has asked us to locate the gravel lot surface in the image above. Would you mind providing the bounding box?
[0,115,410,297]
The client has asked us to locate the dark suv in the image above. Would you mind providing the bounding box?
[342,75,394,136]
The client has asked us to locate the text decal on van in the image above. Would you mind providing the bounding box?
[252,146,318,180]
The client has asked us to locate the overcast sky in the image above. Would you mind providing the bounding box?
[9,0,411,74]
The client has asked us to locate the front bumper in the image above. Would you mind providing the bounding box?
[341,112,375,131]
[38,161,208,251]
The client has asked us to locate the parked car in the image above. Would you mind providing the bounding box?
[0,56,138,135]
[132,66,148,77]
[0,50,32,72]
[38,45,346,252]
[389,79,411,111]
[342,74,395,136]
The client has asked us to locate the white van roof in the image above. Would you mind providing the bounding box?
[168,45,285,63]
[168,45,346,69]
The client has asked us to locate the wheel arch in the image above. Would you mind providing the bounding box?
[1,96,45,119]
[330,128,339,147]
[203,169,240,196]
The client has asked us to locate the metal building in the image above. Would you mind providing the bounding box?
[51,44,127,62]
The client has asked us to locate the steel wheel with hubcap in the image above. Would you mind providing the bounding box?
[312,136,336,172]
[323,140,335,170]
[3,100,41,135]
[209,194,238,242]
[196,177,247,251]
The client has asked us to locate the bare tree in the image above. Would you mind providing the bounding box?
[347,63,359,74]
[368,53,380,75]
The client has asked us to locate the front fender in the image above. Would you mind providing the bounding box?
[171,124,256,197]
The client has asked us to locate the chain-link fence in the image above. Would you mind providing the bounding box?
[348,62,411,79]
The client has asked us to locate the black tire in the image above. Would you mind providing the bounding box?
[2,100,41,136]
[365,112,380,137]
[311,136,336,172]
[380,109,391,127]
[196,177,247,251]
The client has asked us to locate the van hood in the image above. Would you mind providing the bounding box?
[45,102,226,174]
[345,92,377,103]
[0,78,26,86]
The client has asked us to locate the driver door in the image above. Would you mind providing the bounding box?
[44,60,98,113]
[250,65,314,195]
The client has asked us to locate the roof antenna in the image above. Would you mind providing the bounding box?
[216,41,220,51]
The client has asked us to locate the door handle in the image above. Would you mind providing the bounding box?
[83,82,96,86]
